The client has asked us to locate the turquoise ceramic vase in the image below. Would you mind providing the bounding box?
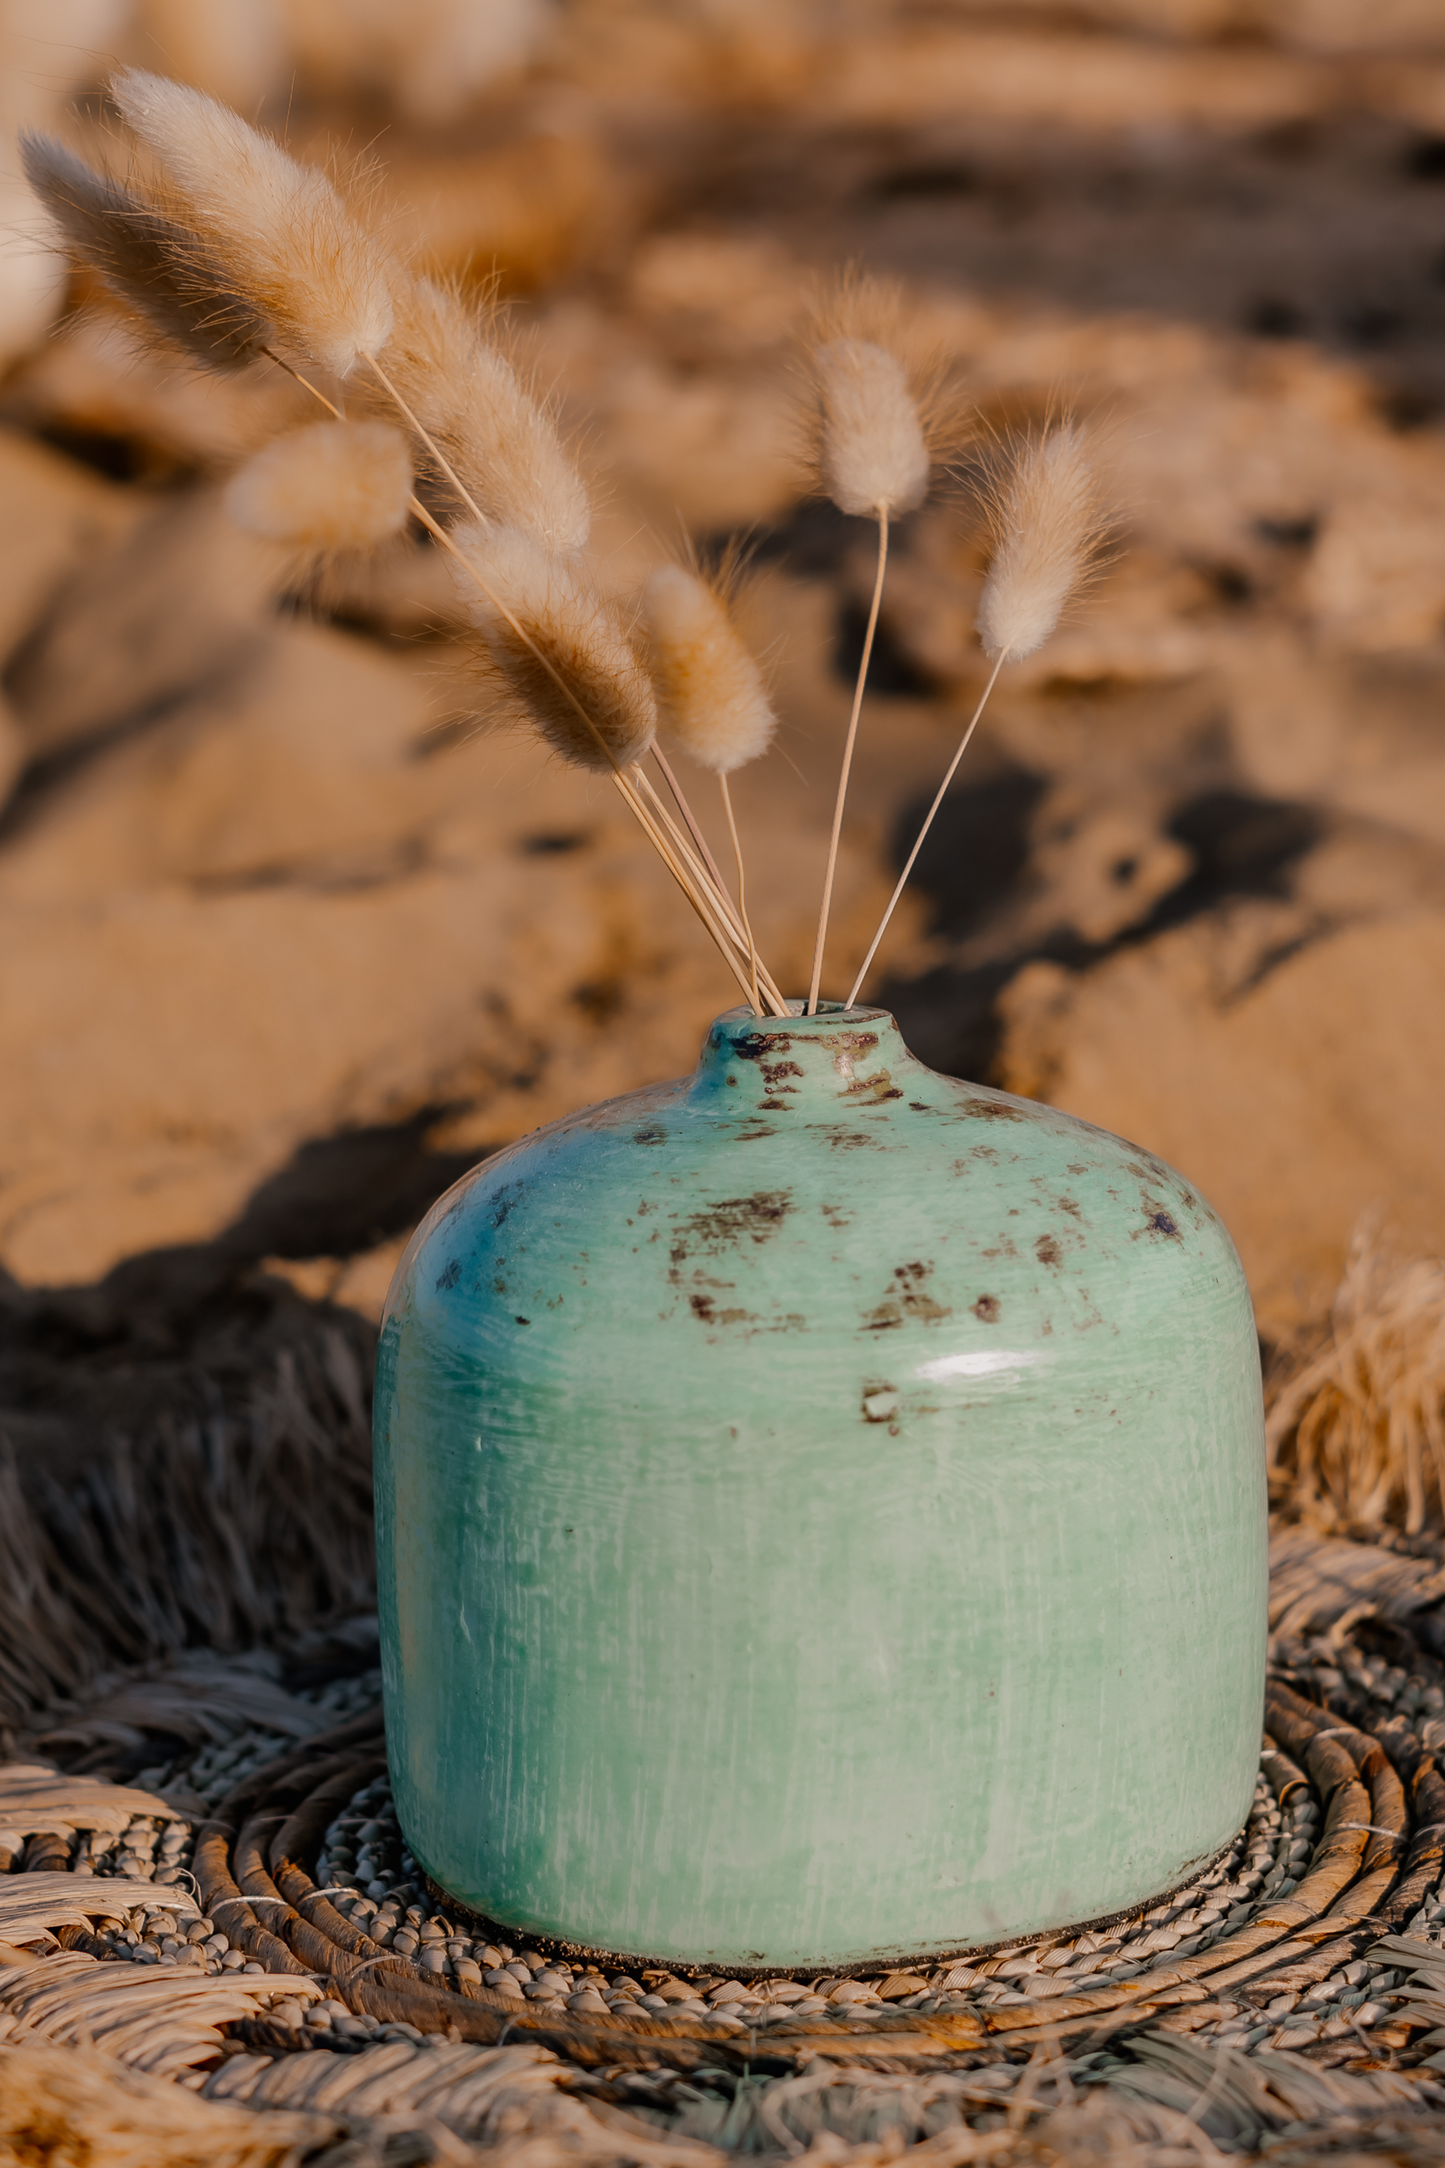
[375,1003,1267,1971]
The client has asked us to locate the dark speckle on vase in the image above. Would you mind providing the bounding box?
[732,1030,795,1064]
[960,1098,1025,1123]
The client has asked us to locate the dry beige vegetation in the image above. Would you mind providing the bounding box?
[4,0,1445,1353]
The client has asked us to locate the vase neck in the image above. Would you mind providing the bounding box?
[687,1004,927,1117]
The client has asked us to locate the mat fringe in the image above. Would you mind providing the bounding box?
[0,1329,373,1752]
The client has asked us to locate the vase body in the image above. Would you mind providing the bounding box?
[374,1004,1267,1970]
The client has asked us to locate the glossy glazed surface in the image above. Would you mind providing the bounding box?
[375,1005,1267,1968]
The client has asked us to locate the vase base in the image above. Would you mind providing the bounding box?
[418,1836,1239,1984]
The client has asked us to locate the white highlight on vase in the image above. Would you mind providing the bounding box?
[914,1349,1048,1387]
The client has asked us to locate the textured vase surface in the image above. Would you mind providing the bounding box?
[374,1003,1267,1970]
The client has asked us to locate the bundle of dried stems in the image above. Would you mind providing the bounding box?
[1267,1223,1445,1538]
[23,79,1109,1019]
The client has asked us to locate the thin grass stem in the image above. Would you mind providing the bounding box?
[806,504,888,1014]
[405,498,616,757]
[266,358,604,779]
[610,771,770,1001]
[652,745,730,895]
[614,772,767,1009]
[844,650,1007,1009]
[261,347,342,418]
[633,765,740,927]
[364,350,491,531]
[631,768,789,1015]
[409,498,767,1001]
[293,353,785,1010]
[615,769,750,970]
[719,774,762,1018]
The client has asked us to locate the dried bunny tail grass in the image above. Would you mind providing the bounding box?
[641,564,776,775]
[19,131,270,369]
[380,278,591,555]
[109,68,395,378]
[813,338,929,518]
[840,412,1105,1005]
[451,524,655,772]
[805,303,935,1008]
[977,421,1104,660]
[803,272,966,516]
[224,419,413,554]
[1266,1220,1445,1537]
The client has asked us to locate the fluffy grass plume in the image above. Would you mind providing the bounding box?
[844,423,1107,1004]
[224,420,412,553]
[19,132,269,369]
[110,68,394,377]
[1267,1223,1445,1536]
[813,338,929,518]
[452,525,655,771]
[803,277,950,1008]
[641,565,776,775]
[22,72,775,1005]
[977,422,1101,659]
[381,278,590,554]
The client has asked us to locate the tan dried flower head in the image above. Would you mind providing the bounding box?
[977,423,1102,660]
[814,338,930,519]
[20,132,271,371]
[110,68,395,378]
[382,279,591,556]
[224,420,412,554]
[641,565,776,776]
[452,525,655,772]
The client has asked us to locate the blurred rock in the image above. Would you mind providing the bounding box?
[277,0,551,122]
[0,694,25,806]
[992,0,1445,54]
[385,133,619,295]
[1,316,310,473]
[0,0,126,366]
[264,1238,408,1322]
[810,22,1341,134]
[997,907,1445,1334]
[0,177,68,369]
[130,0,285,110]
[118,0,551,120]
[6,492,283,758]
[0,595,869,1283]
[0,430,138,668]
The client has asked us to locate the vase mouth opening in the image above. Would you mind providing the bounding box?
[716,1000,893,1033]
